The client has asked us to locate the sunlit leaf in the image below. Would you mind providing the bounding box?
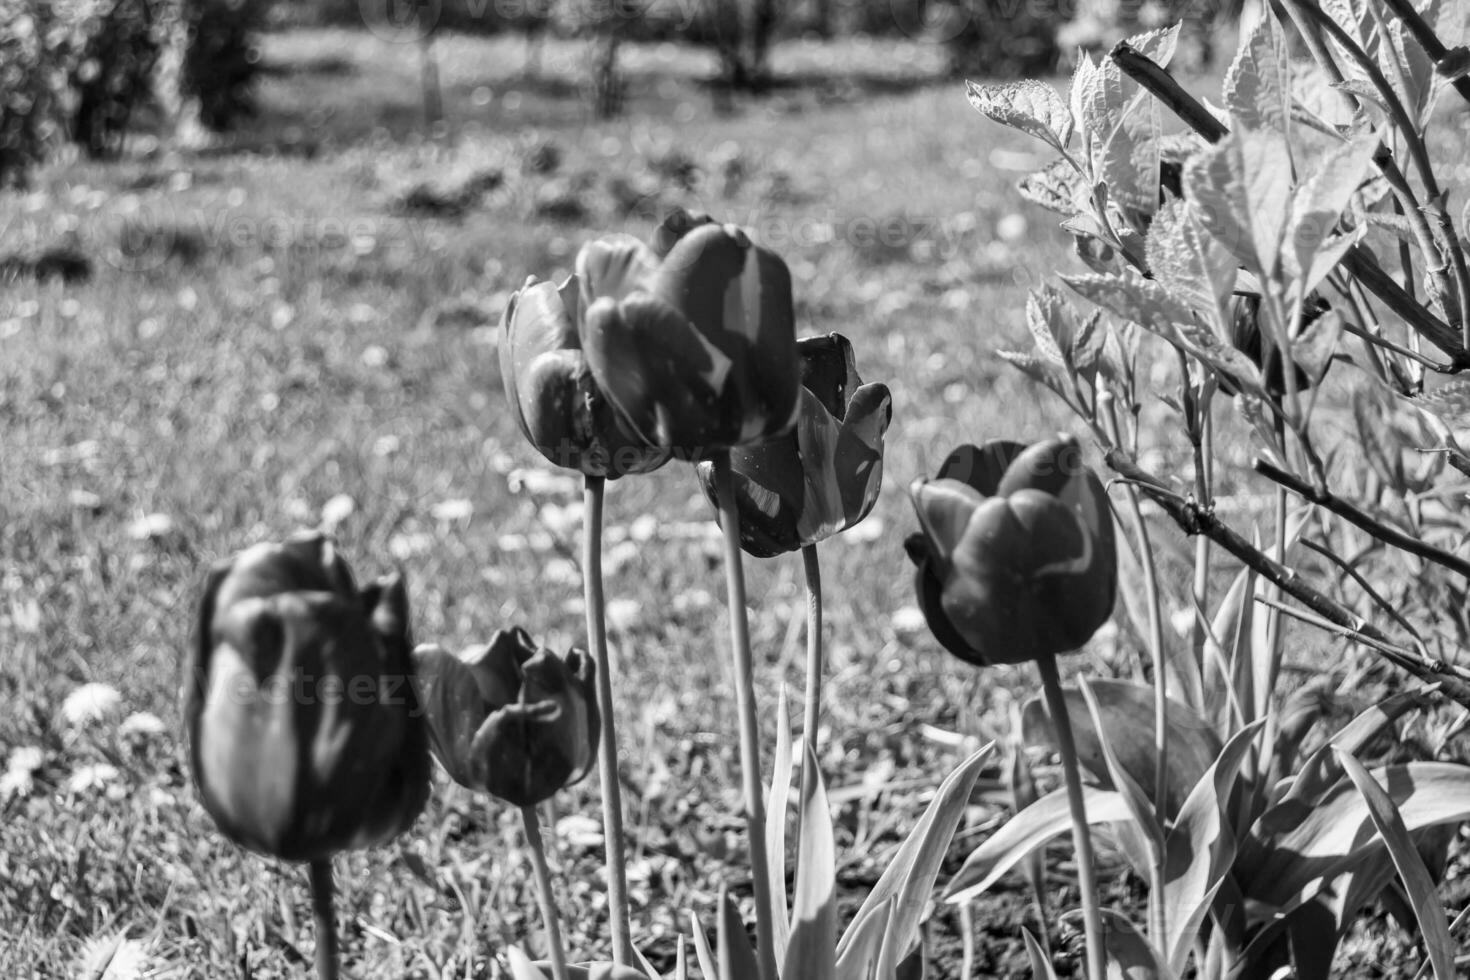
[768,687,794,962]
[966,80,1074,153]
[783,744,837,980]
[1224,9,1291,132]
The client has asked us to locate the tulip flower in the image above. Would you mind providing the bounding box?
[412,627,598,808]
[906,435,1116,980]
[414,628,600,980]
[905,435,1117,667]
[696,332,891,558]
[184,531,430,980]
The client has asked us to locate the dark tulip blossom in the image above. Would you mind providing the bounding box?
[412,628,598,808]
[183,532,431,862]
[905,436,1117,666]
[696,332,892,557]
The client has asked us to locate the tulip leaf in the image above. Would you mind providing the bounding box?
[1239,762,1470,910]
[836,743,994,966]
[1022,927,1058,980]
[767,687,794,963]
[689,911,718,980]
[506,948,550,980]
[1060,909,1176,980]
[1270,689,1426,812]
[833,896,894,980]
[537,964,652,980]
[1077,679,1164,857]
[1335,750,1458,980]
[1162,719,1266,974]
[717,884,761,980]
[783,743,837,980]
[944,785,1132,904]
[1024,679,1221,822]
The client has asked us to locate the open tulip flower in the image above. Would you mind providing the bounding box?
[183,532,431,861]
[412,627,598,808]
[696,332,892,557]
[503,211,801,468]
[905,435,1117,666]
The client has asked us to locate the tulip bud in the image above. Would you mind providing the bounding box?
[183,532,430,862]
[695,333,892,556]
[412,628,599,808]
[905,435,1116,666]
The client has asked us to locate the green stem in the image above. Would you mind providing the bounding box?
[714,452,779,980]
[582,475,635,967]
[1036,653,1106,980]
[308,859,339,980]
[521,806,571,980]
[799,543,824,832]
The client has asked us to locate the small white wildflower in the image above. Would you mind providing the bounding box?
[891,606,928,634]
[507,468,579,497]
[126,513,173,541]
[0,746,44,800]
[118,711,166,739]
[1170,608,1196,638]
[388,531,434,561]
[605,598,642,632]
[61,682,122,727]
[628,514,659,542]
[842,515,885,544]
[604,540,639,574]
[556,813,603,849]
[320,493,356,529]
[430,498,474,522]
[77,933,153,980]
[66,763,120,795]
[539,502,583,537]
[542,558,580,587]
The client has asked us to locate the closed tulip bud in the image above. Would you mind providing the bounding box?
[905,436,1117,666]
[695,332,892,557]
[412,628,599,808]
[183,532,430,862]
[578,216,802,456]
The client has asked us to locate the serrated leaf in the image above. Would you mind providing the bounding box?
[1070,53,1098,161]
[1336,751,1458,980]
[1410,381,1470,428]
[997,350,1068,395]
[944,785,1133,903]
[837,745,993,971]
[1027,286,1075,365]
[783,743,836,980]
[1018,158,1087,217]
[1162,720,1268,973]
[1184,130,1293,275]
[1062,271,1196,328]
[1225,10,1291,132]
[966,80,1074,153]
[1099,96,1162,217]
[1072,309,1106,377]
[1285,136,1377,288]
[1127,22,1182,69]
[1146,198,1235,331]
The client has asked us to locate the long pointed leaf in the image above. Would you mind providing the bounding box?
[1336,750,1457,980]
[944,785,1132,903]
[768,686,794,962]
[1163,720,1267,973]
[1022,928,1059,980]
[783,743,837,980]
[1079,679,1164,847]
[717,885,760,980]
[689,911,718,980]
[833,896,894,980]
[507,948,551,980]
[837,744,995,962]
[1061,909,1177,980]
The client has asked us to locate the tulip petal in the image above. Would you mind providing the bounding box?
[411,642,497,791]
[796,333,859,421]
[650,223,801,446]
[936,441,1027,496]
[909,556,986,665]
[908,478,984,572]
[944,498,1047,665]
[994,435,1087,500]
[576,235,660,308]
[501,277,579,446]
[652,208,716,258]
[582,293,735,454]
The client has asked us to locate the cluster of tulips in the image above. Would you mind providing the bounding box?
[182,210,1119,979]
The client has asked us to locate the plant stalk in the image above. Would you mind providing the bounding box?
[522,806,571,980]
[714,452,779,980]
[582,475,635,967]
[799,543,824,819]
[308,859,339,980]
[1036,652,1107,980]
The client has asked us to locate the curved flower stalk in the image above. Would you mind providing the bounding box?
[184,532,431,980]
[414,627,601,980]
[905,435,1117,980]
[696,331,891,844]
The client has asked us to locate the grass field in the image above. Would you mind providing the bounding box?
[1,25,1458,978]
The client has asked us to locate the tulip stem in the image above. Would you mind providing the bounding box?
[521,806,572,980]
[797,543,824,867]
[714,452,780,980]
[308,859,339,980]
[582,475,636,968]
[1036,653,1106,980]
